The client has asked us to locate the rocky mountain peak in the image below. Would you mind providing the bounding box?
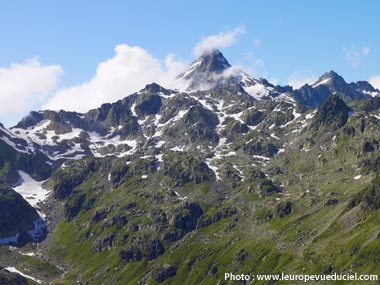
[176,49,282,100]
[311,94,352,131]
[312,70,347,89]
[180,49,230,79]
[177,49,232,91]
[140,83,170,94]
[196,49,231,73]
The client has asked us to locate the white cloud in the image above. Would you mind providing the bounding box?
[343,46,370,68]
[0,58,62,126]
[287,70,317,89]
[193,26,246,56]
[43,45,187,113]
[370,75,380,89]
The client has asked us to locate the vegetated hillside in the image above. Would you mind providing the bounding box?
[1,50,380,284]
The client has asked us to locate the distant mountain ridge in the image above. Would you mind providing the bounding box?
[293,70,380,108]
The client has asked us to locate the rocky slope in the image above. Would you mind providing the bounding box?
[1,49,380,284]
[0,183,45,246]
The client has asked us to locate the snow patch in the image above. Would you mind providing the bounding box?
[13,171,50,209]
[252,155,271,161]
[21,252,36,256]
[156,140,166,148]
[170,146,185,152]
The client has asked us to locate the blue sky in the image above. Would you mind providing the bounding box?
[0,0,379,126]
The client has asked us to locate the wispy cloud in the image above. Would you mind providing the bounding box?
[287,70,317,89]
[0,58,62,126]
[370,75,380,89]
[235,52,266,78]
[343,46,370,68]
[43,45,187,113]
[193,26,246,56]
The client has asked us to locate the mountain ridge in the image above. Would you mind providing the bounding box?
[1,49,380,284]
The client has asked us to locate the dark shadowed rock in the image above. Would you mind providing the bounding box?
[311,95,352,131]
[151,265,177,283]
[275,201,292,217]
[0,184,41,244]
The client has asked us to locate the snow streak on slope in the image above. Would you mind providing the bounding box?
[5,267,43,284]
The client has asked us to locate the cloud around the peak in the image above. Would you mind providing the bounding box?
[287,70,317,89]
[193,26,246,56]
[370,75,380,89]
[43,45,187,113]
[4,28,249,122]
[0,58,62,126]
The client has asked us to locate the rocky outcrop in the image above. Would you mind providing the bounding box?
[163,153,215,186]
[199,206,237,228]
[151,265,177,283]
[275,201,292,217]
[169,202,203,232]
[311,95,352,131]
[134,92,162,116]
[120,235,165,262]
[0,184,41,244]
